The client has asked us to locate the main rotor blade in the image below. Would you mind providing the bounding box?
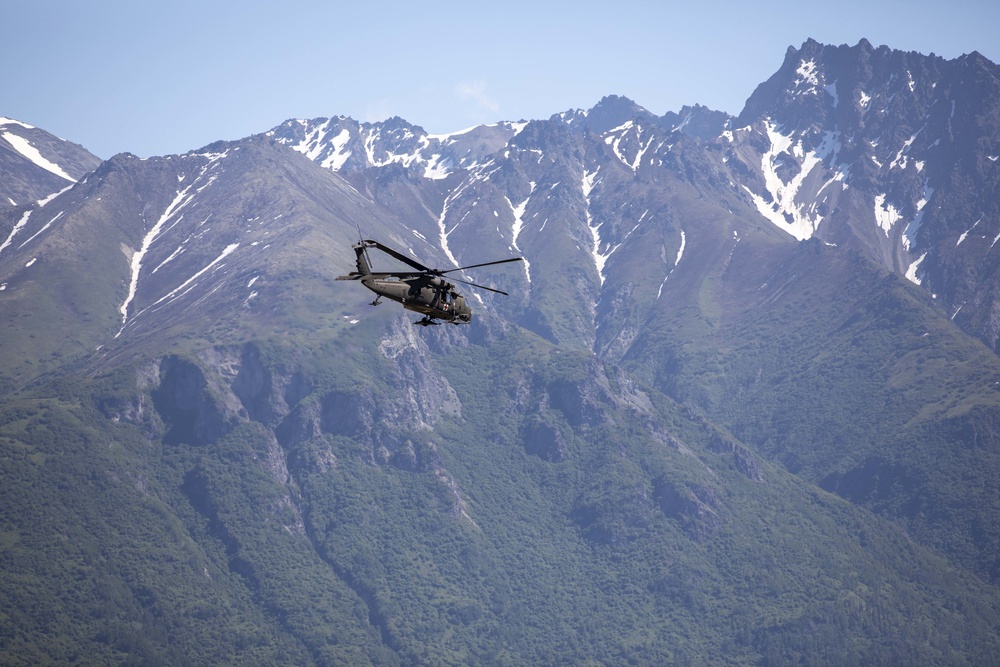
[449,276,510,295]
[440,257,523,274]
[362,239,432,273]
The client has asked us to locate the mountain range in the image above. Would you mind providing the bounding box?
[2,38,1000,664]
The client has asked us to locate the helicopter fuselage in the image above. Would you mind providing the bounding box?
[337,239,495,325]
[361,274,472,324]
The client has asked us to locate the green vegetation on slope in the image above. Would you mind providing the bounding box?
[624,238,1000,581]
[3,325,1000,665]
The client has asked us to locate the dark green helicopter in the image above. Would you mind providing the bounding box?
[336,237,522,326]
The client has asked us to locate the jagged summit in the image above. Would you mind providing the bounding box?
[576,94,654,133]
[722,38,1000,348]
[737,37,948,129]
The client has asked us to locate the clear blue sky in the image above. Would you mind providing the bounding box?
[5,0,998,159]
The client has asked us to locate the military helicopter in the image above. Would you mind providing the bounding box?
[336,236,522,326]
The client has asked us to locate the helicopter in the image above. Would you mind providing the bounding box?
[336,236,522,326]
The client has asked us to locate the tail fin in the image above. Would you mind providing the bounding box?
[355,225,374,276]
[356,225,375,271]
[335,227,374,280]
[354,241,373,276]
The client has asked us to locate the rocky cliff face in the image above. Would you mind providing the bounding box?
[732,39,1000,350]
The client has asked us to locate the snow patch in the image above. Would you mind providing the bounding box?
[672,111,693,133]
[286,120,456,179]
[422,154,451,179]
[0,117,34,129]
[1,132,74,181]
[674,230,686,266]
[957,217,982,246]
[605,122,655,171]
[657,230,686,299]
[506,182,535,284]
[874,194,902,236]
[150,243,240,310]
[0,209,32,256]
[890,129,921,170]
[320,129,352,170]
[37,185,72,208]
[151,240,191,275]
[744,123,843,241]
[905,252,927,285]
[117,186,197,335]
[435,190,462,269]
[17,211,64,249]
[427,124,482,141]
[795,59,819,91]
[902,182,934,252]
[582,168,610,285]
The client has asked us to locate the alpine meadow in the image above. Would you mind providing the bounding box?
[3,38,1000,665]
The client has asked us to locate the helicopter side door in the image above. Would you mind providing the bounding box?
[437,288,453,316]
